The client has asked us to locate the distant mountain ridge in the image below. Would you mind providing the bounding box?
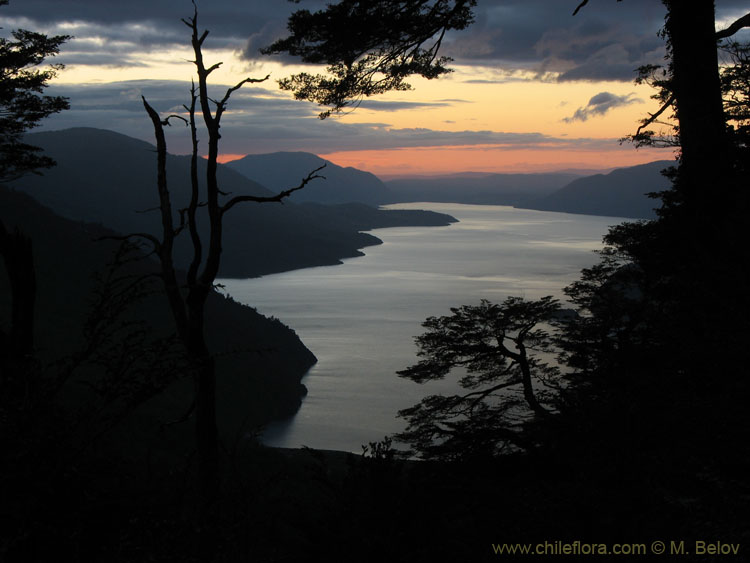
[14,128,455,278]
[381,162,674,217]
[521,160,674,219]
[227,151,394,205]
[384,172,582,206]
[17,129,673,268]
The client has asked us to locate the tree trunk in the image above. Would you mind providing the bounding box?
[186,292,219,517]
[664,0,729,213]
[143,95,220,523]
[518,350,547,416]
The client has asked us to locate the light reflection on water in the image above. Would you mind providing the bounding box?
[218,203,625,452]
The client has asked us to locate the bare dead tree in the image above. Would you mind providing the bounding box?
[130,7,324,523]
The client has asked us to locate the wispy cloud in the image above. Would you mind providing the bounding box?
[563,91,643,123]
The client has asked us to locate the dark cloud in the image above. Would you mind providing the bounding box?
[3,0,747,81]
[441,0,668,81]
[241,20,293,62]
[2,1,295,36]
[450,0,746,81]
[1,0,329,56]
[563,91,643,123]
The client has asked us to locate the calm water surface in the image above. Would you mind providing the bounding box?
[219,203,625,452]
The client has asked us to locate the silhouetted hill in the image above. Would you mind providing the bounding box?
[227,151,394,205]
[13,128,455,278]
[0,183,316,452]
[521,160,674,218]
[384,172,582,205]
[15,128,273,234]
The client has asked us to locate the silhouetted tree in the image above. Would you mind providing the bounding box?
[131,7,324,523]
[262,0,477,118]
[620,2,749,217]
[1,0,67,381]
[268,1,748,182]
[396,297,560,459]
[269,0,750,408]
[0,0,69,182]
[562,2,750,380]
[629,28,750,178]
[0,237,194,561]
[721,40,750,138]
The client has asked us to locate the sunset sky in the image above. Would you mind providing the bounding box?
[4,0,749,177]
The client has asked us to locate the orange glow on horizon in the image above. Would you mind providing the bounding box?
[317,144,677,177]
[205,154,246,164]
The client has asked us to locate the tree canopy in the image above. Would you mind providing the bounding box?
[263,0,476,118]
[268,0,750,462]
[0,0,69,181]
[396,297,561,459]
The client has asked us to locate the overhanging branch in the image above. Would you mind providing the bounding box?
[220,164,326,214]
[635,93,676,137]
[716,12,750,40]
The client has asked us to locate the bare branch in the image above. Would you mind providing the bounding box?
[163,114,188,126]
[185,81,203,288]
[215,75,271,121]
[142,96,178,247]
[572,0,589,16]
[635,93,676,137]
[716,12,750,40]
[223,75,270,105]
[221,164,326,214]
[205,62,222,75]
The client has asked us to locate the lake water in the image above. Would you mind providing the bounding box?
[219,203,626,453]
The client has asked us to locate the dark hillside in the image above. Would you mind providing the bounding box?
[14,128,454,278]
[0,184,316,448]
[522,160,673,218]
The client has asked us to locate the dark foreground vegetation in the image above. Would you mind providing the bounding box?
[3,0,750,561]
